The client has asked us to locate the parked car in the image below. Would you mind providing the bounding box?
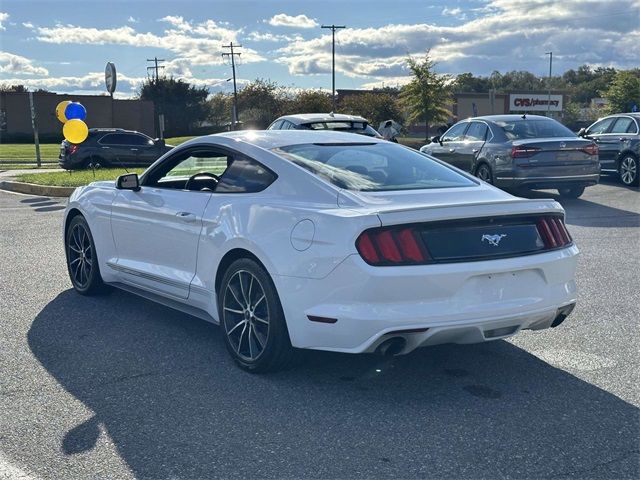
[59,128,173,170]
[579,113,640,186]
[420,115,600,198]
[267,113,381,137]
[63,130,577,372]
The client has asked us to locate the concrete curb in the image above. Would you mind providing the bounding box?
[0,180,75,197]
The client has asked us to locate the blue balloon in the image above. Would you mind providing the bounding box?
[64,102,87,121]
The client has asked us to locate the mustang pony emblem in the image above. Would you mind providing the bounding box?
[481,234,507,246]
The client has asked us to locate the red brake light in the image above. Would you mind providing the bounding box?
[356,227,429,265]
[581,143,598,156]
[68,145,79,154]
[511,146,541,158]
[537,217,572,249]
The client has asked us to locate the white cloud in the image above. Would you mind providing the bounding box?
[442,7,467,20]
[267,14,318,29]
[22,21,34,29]
[247,31,303,42]
[0,51,49,76]
[28,18,265,72]
[276,0,640,84]
[0,71,143,94]
[127,16,138,24]
[0,12,8,30]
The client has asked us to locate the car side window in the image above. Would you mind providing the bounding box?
[269,120,283,130]
[610,117,636,134]
[587,118,615,135]
[464,122,488,141]
[441,123,468,142]
[99,134,121,145]
[144,148,230,189]
[214,156,277,193]
[126,134,153,146]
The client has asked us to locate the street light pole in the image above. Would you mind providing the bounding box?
[222,42,242,130]
[321,24,346,111]
[545,51,553,115]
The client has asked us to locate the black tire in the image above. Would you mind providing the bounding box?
[619,154,639,187]
[65,215,109,295]
[475,163,493,184]
[218,258,295,373]
[558,186,585,198]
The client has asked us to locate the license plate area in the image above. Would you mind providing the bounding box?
[421,222,545,262]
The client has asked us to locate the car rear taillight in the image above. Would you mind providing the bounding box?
[356,227,430,266]
[581,143,598,156]
[68,145,79,155]
[511,145,542,158]
[536,217,572,249]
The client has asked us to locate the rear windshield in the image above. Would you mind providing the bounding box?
[496,119,576,140]
[301,121,379,137]
[273,142,476,191]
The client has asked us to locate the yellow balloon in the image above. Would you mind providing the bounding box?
[63,119,89,144]
[55,100,71,123]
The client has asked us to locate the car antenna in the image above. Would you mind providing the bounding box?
[521,113,527,119]
[329,111,334,117]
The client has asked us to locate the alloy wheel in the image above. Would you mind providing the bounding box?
[222,270,270,362]
[620,156,637,185]
[477,164,492,183]
[67,223,93,288]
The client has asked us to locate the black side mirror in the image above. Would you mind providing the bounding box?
[577,128,587,137]
[155,138,166,147]
[116,173,140,191]
[431,135,440,144]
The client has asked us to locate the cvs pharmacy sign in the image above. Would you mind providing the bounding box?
[509,94,563,112]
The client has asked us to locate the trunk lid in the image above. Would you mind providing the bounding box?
[339,184,564,227]
[510,137,597,166]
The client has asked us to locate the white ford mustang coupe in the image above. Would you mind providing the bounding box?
[64,130,578,372]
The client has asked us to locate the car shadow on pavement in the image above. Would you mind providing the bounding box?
[27,289,639,479]
[517,190,639,229]
[19,196,66,212]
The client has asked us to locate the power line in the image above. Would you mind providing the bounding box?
[222,42,242,130]
[321,24,346,111]
[146,57,165,82]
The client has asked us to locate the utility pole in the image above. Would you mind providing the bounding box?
[146,57,165,83]
[222,42,242,130]
[147,57,165,137]
[321,24,346,111]
[545,51,553,115]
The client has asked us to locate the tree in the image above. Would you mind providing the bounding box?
[284,90,332,115]
[138,77,210,136]
[208,92,232,127]
[454,73,491,93]
[399,53,452,138]
[339,92,404,127]
[0,84,28,92]
[603,70,640,114]
[237,79,285,128]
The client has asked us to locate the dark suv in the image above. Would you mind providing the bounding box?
[59,129,173,170]
[579,113,640,186]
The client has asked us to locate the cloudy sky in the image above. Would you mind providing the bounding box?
[1,0,638,97]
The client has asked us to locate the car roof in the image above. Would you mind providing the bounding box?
[469,114,555,122]
[201,129,384,149]
[277,113,369,124]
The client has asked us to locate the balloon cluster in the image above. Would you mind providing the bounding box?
[55,101,88,144]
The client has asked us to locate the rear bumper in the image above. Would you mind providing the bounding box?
[495,173,600,189]
[274,245,579,354]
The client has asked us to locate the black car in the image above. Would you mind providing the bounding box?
[421,115,600,198]
[59,129,173,170]
[579,113,640,186]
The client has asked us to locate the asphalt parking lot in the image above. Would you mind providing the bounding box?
[0,179,638,479]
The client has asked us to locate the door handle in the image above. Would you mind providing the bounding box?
[176,212,196,222]
[472,149,479,153]
[449,148,456,153]
[101,146,110,149]
[130,148,139,152]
